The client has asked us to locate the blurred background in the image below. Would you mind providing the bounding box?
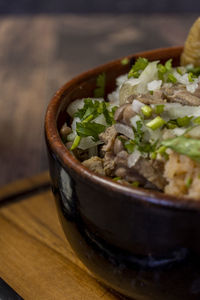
[0,0,199,187]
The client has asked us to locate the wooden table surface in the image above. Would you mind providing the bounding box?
[0,13,198,187]
[0,172,129,300]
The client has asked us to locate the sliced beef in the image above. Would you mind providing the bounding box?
[127,90,165,105]
[163,85,200,106]
[99,125,117,152]
[103,152,116,176]
[82,156,105,176]
[114,104,135,125]
[113,137,124,155]
[114,151,148,186]
[133,158,167,190]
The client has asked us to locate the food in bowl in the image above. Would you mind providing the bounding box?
[60,53,200,199]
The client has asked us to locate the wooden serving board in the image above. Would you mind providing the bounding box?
[0,172,126,300]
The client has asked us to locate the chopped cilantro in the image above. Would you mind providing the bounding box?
[188,72,195,82]
[94,73,106,98]
[176,67,183,75]
[158,63,166,80]
[132,120,158,154]
[167,73,177,83]
[158,59,173,80]
[138,140,158,154]
[165,59,172,71]
[74,98,95,120]
[133,120,144,145]
[128,57,149,79]
[124,140,135,154]
[177,116,192,127]
[166,120,178,129]
[74,98,115,125]
[76,122,106,141]
[102,102,115,125]
[186,66,200,77]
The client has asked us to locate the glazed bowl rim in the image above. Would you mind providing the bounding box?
[45,46,200,212]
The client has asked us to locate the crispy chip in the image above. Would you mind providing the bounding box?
[181,17,200,66]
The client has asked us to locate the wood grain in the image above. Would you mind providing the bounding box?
[0,171,50,202]
[0,14,198,187]
[0,187,124,299]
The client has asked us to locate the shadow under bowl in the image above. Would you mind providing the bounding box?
[45,46,200,300]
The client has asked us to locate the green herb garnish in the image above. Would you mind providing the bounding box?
[166,120,178,129]
[75,98,115,125]
[94,73,106,98]
[70,135,81,150]
[162,136,200,162]
[124,140,135,154]
[76,122,106,142]
[141,105,153,118]
[133,121,158,154]
[155,104,164,114]
[177,116,192,127]
[158,59,172,80]
[167,73,177,83]
[186,66,200,77]
[128,57,149,79]
[188,72,195,83]
[146,116,165,130]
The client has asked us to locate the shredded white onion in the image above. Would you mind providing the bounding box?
[172,128,186,136]
[114,123,134,139]
[93,114,107,126]
[136,61,159,94]
[116,74,128,87]
[161,103,200,119]
[130,115,142,128]
[186,82,199,93]
[67,98,104,117]
[78,137,102,150]
[71,117,80,130]
[67,99,84,117]
[186,126,200,139]
[147,80,162,91]
[107,90,120,104]
[173,71,199,93]
[132,99,144,113]
[128,150,141,167]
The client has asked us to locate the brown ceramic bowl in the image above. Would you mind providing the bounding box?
[45,46,200,300]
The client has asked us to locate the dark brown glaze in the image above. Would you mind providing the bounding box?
[45,46,200,299]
